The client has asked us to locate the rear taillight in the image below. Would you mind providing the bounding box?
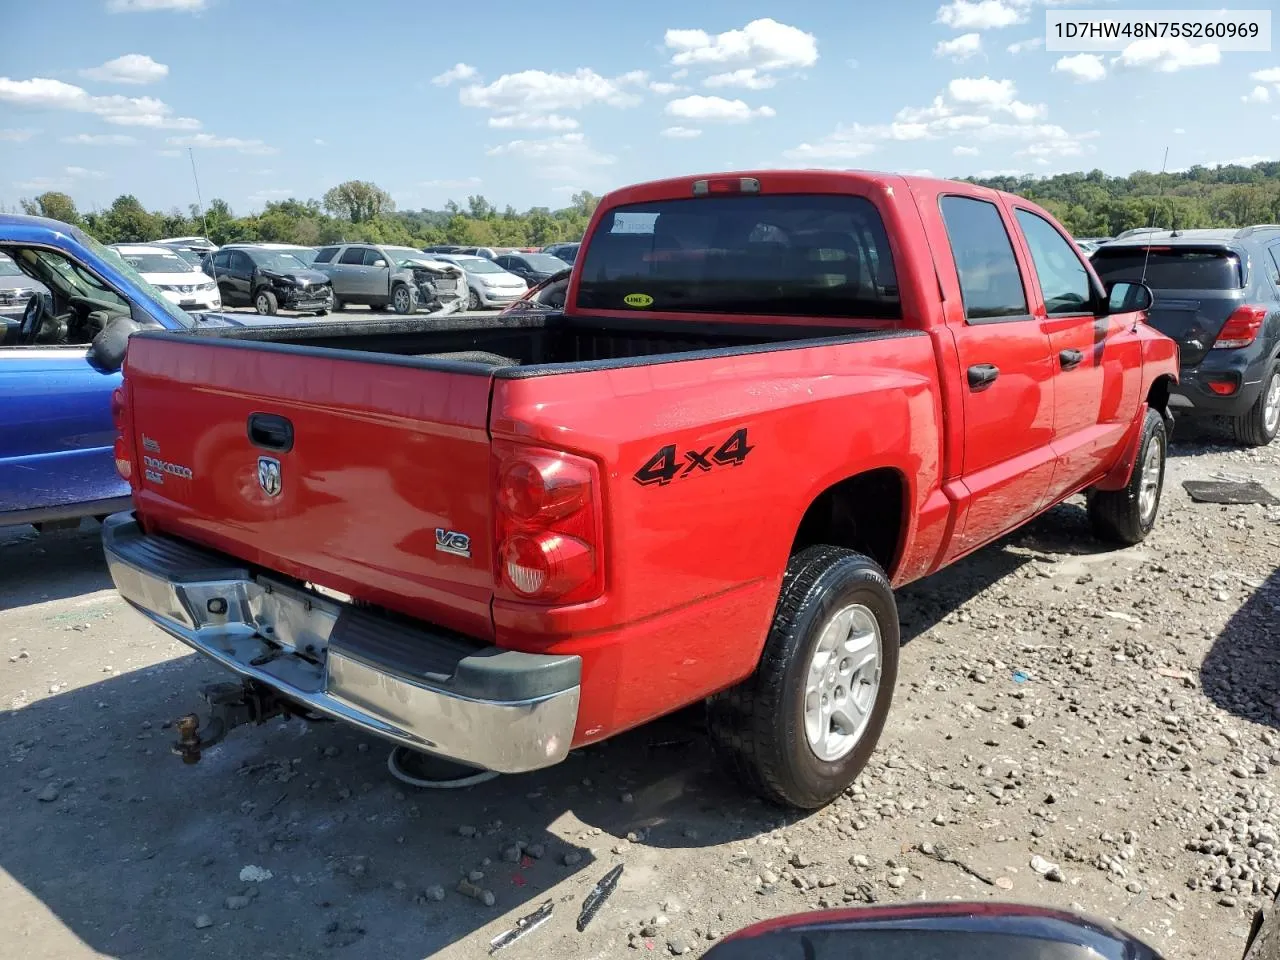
[1213,305,1268,350]
[111,384,132,481]
[494,444,603,604]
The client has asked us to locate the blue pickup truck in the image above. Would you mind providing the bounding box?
[0,215,274,531]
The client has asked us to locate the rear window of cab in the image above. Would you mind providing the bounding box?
[576,194,901,319]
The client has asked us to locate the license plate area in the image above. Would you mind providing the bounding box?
[248,577,343,656]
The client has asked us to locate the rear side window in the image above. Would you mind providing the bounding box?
[939,196,1027,321]
[338,247,366,265]
[1092,247,1243,290]
[314,246,338,264]
[576,194,900,319]
[1265,246,1280,287]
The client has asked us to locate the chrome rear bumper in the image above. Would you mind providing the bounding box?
[102,513,580,773]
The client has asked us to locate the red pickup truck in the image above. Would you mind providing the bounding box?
[104,171,1177,809]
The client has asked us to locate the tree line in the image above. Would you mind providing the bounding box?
[16,160,1280,250]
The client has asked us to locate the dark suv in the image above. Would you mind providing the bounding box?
[1092,226,1280,446]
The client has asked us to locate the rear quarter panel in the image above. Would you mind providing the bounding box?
[490,332,945,741]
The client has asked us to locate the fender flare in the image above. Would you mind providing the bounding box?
[1094,402,1158,492]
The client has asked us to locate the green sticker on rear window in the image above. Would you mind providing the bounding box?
[623,293,653,308]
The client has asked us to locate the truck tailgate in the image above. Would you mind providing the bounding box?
[123,333,496,638]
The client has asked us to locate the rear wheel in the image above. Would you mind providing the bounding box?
[1088,407,1166,545]
[254,290,278,316]
[392,284,413,315]
[1234,362,1280,447]
[707,546,898,810]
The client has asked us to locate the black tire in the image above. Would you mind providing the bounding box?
[1233,362,1280,447]
[331,295,345,311]
[1087,406,1167,545]
[391,284,413,315]
[314,309,328,317]
[467,288,481,311]
[707,546,899,810]
[254,289,278,316]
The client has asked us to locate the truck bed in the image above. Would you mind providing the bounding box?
[182,311,899,374]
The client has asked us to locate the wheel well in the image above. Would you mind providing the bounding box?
[1146,375,1173,415]
[791,468,905,575]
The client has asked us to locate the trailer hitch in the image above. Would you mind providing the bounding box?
[171,680,290,764]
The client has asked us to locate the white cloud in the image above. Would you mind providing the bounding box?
[16,177,73,191]
[664,18,817,71]
[422,176,483,188]
[948,75,1043,119]
[976,168,1028,178]
[167,133,278,155]
[1206,154,1273,168]
[1114,38,1220,73]
[65,165,106,179]
[106,112,200,129]
[1173,127,1185,134]
[487,112,579,131]
[0,76,199,129]
[1006,36,1042,54]
[1252,68,1280,83]
[649,81,683,95]
[1242,85,1271,104]
[953,145,980,156]
[486,132,615,181]
[665,95,775,122]
[704,68,776,90]
[431,63,478,87]
[935,33,982,61]
[948,75,1014,105]
[783,128,878,161]
[0,128,36,142]
[248,188,294,204]
[106,0,205,9]
[156,148,180,157]
[61,132,135,144]
[1053,53,1106,82]
[459,68,645,133]
[660,125,702,138]
[81,53,168,85]
[935,0,1024,31]
[313,138,325,145]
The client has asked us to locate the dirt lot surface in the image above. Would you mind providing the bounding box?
[3,425,1279,960]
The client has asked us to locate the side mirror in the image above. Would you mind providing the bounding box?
[1106,280,1154,314]
[87,315,142,373]
[372,259,387,268]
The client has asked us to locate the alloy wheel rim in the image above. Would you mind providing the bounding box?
[1263,375,1280,435]
[1138,433,1164,523]
[395,288,410,312]
[803,603,882,762]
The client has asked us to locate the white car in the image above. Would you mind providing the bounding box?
[428,253,528,310]
[112,244,221,312]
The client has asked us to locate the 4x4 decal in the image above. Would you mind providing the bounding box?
[633,428,753,486]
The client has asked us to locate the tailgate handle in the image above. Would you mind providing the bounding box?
[247,413,294,452]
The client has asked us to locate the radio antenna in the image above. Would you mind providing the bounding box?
[1139,145,1170,287]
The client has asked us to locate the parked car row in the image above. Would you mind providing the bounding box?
[1087,225,1280,446]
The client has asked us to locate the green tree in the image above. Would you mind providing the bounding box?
[322,180,394,223]
[20,191,81,226]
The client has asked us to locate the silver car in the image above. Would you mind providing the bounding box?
[0,252,49,315]
[429,254,528,310]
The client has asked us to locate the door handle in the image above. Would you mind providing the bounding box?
[1059,348,1084,370]
[247,412,294,452]
[967,363,1000,390]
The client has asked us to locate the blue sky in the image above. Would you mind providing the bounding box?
[1,0,1277,216]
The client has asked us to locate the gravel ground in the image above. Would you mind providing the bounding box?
[2,422,1278,960]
